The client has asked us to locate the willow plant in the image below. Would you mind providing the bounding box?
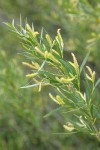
[5,21,100,141]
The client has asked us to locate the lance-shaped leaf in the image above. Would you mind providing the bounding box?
[49,93,65,105]
[52,29,63,58]
[71,53,79,74]
[80,51,90,74]
[26,24,39,37]
[45,34,52,47]
[63,122,74,131]
[86,66,96,83]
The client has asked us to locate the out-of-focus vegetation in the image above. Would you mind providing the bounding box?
[0,0,100,149]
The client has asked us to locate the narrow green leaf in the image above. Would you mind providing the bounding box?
[90,104,93,117]
[80,51,90,74]
[40,27,44,44]
[43,107,62,118]
[93,105,100,119]
[12,19,15,26]
[4,22,16,31]
[20,83,40,88]
[94,78,100,89]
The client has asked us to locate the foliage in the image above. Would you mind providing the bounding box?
[0,0,100,149]
[6,21,100,142]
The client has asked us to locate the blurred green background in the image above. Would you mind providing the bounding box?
[0,0,100,149]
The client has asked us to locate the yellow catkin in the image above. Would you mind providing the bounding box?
[57,29,64,49]
[86,66,93,76]
[71,53,79,73]
[49,93,60,105]
[22,62,36,69]
[56,95,65,105]
[26,24,39,37]
[26,73,38,78]
[60,77,75,83]
[63,122,74,131]
[48,53,60,64]
[44,51,49,59]
[32,62,40,69]
[92,71,96,82]
[86,66,96,82]
[52,49,60,56]
[35,47,44,56]
[55,77,75,83]
[86,73,92,81]
[45,34,52,46]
